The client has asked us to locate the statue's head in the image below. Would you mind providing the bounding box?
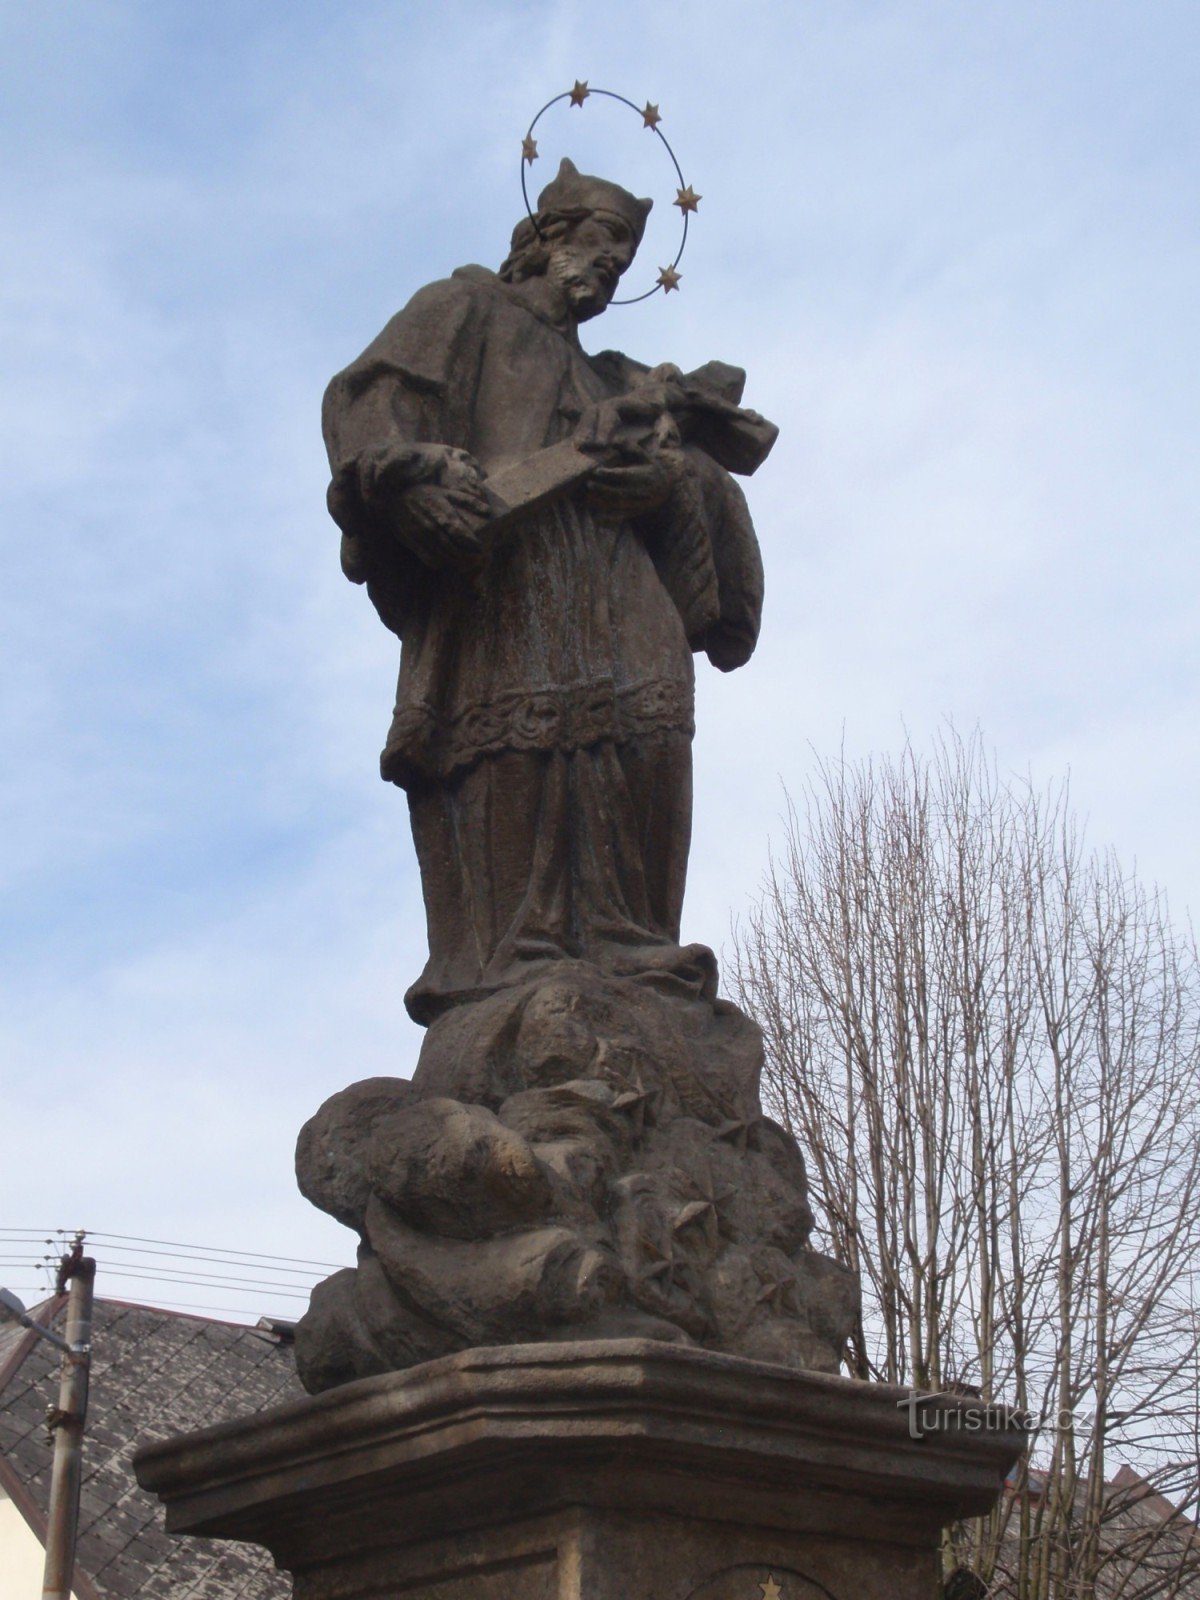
[499,158,652,321]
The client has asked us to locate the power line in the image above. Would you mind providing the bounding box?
[1,1245,336,1284]
[2,1284,302,1324]
[25,1240,338,1276]
[18,1257,321,1290]
[0,1229,344,1270]
[75,1231,345,1268]
[0,1227,344,1328]
[96,1296,303,1321]
[75,1266,311,1299]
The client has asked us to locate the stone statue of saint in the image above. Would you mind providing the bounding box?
[323,159,773,1024]
[297,160,854,1393]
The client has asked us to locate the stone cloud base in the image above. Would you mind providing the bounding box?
[134,1340,1025,1600]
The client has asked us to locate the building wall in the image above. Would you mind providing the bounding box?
[0,1480,53,1600]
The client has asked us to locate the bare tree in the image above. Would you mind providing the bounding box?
[729,730,1200,1600]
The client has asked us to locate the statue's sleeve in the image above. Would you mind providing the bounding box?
[322,278,483,638]
[687,449,764,671]
[637,447,763,671]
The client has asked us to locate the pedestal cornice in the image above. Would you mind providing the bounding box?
[135,1338,1025,1573]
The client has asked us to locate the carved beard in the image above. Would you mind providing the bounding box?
[547,246,617,321]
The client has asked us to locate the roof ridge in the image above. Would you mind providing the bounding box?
[88,1297,280,1331]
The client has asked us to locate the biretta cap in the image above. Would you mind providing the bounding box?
[536,158,653,244]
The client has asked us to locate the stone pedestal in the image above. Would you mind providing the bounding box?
[134,1340,1025,1600]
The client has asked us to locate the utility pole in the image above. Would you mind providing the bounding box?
[41,1247,94,1600]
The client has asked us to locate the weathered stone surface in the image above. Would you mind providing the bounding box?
[295,964,857,1391]
[294,1077,412,1231]
[324,160,769,1023]
[365,1097,556,1238]
[290,162,860,1392]
[133,1340,1029,1600]
[132,153,1020,1600]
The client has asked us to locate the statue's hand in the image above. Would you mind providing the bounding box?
[585,407,685,518]
[586,445,680,517]
[577,392,667,456]
[577,379,691,518]
[389,449,491,571]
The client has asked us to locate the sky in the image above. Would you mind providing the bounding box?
[2,0,1198,1320]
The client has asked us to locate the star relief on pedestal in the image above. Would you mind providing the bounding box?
[637,1229,677,1286]
[754,1270,799,1316]
[674,184,701,214]
[610,1071,660,1137]
[568,79,590,107]
[760,1577,782,1600]
[673,1166,735,1252]
[716,1114,758,1151]
[657,265,682,293]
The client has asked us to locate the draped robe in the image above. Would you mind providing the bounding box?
[323,266,763,1022]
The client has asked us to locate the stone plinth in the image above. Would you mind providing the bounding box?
[134,1340,1025,1600]
[294,970,858,1392]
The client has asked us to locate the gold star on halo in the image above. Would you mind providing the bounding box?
[642,101,662,129]
[657,264,681,293]
[568,79,590,107]
[673,184,701,214]
[760,1578,782,1600]
[521,135,538,165]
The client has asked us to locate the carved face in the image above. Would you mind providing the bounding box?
[547,211,636,321]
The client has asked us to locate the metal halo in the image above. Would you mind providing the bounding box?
[520,85,692,305]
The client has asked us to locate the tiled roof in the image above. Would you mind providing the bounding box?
[0,1297,306,1599]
